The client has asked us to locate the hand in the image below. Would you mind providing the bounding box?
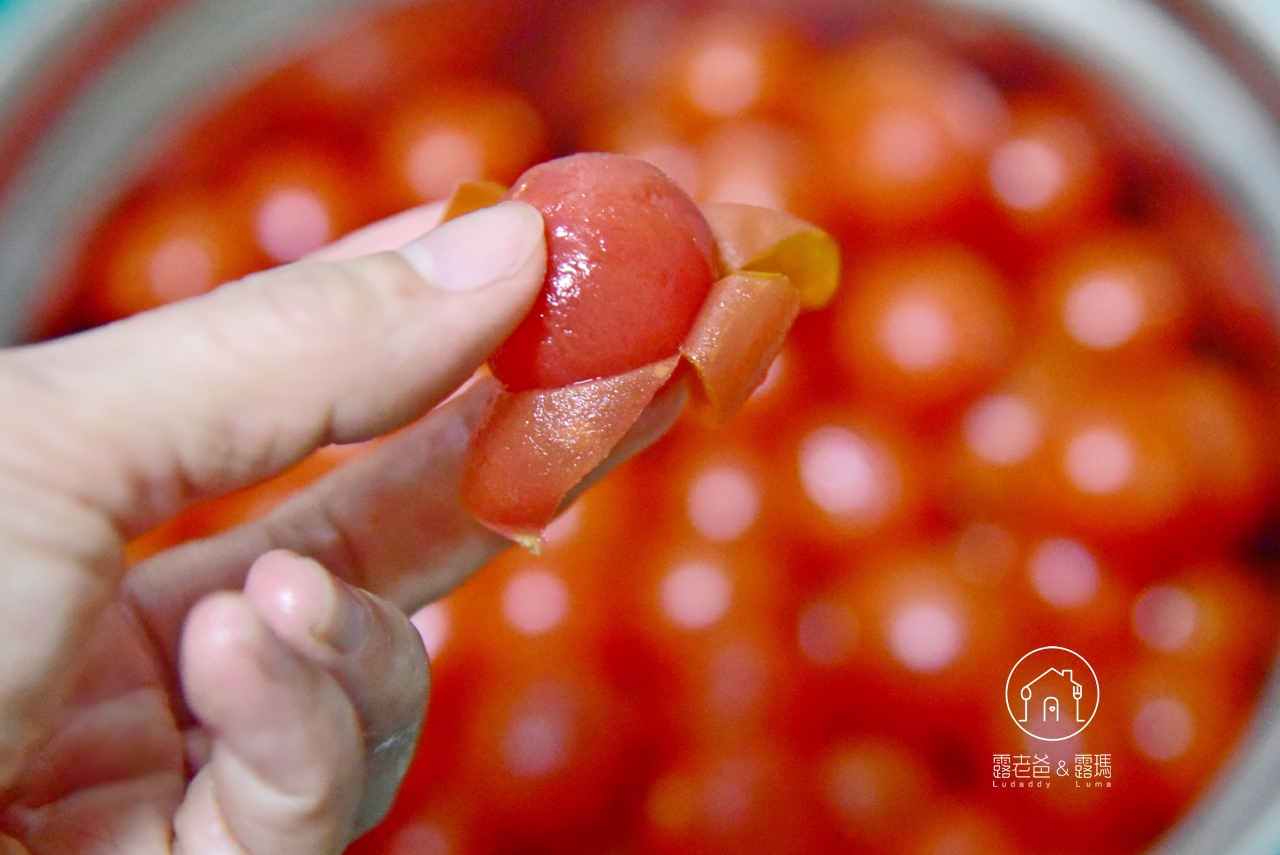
[0,201,685,854]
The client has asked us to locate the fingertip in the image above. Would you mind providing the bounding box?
[181,591,302,722]
[245,550,376,660]
[244,550,333,635]
[396,200,546,296]
[183,592,257,663]
[308,202,448,261]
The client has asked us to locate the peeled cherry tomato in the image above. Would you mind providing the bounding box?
[1032,227,1190,369]
[654,9,807,131]
[947,372,1056,520]
[230,143,368,265]
[1163,360,1273,545]
[41,10,1280,854]
[986,95,1115,237]
[1131,560,1277,684]
[1030,379,1191,542]
[1014,533,1135,649]
[815,737,935,849]
[637,740,829,855]
[846,546,1014,711]
[88,189,252,322]
[489,152,718,391]
[1118,659,1249,801]
[1158,185,1280,369]
[376,81,548,207]
[835,243,1014,416]
[902,802,1026,855]
[782,405,931,558]
[458,665,637,842]
[810,34,1009,225]
[347,795,492,855]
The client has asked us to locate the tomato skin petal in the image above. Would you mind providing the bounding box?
[441,180,507,221]
[701,201,841,308]
[490,153,718,391]
[462,357,680,544]
[682,271,800,423]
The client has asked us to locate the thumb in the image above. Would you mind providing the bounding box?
[4,199,546,536]
[0,201,544,783]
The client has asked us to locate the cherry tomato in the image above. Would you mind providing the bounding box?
[229,142,370,265]
[809,34,1009,226]
[835,243,1015,418]
[86,188,253,323]
[375,81,548,208]
[489,152,718,391]
[946,370,1056,522]
[1028,377,1192,543]
[636,739,830,855]
[1130,561,1278,685]
[813,736,935,849]
[779,404,935,563]
[47,9,1280,855]
[1162,361,1274,545]
[1031,227,1190,371]
[653,10,808,132]
[1116,659,1251,804]
[901,802,1027,855]
[986,95,1115,239]
[695,120,821,219]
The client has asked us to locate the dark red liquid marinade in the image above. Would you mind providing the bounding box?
[40,2,1280,853]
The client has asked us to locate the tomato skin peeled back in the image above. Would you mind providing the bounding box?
[489,152,719,391]
[454,160,838,544]
[462,357,680,544]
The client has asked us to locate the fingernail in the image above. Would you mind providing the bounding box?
[319,578,373,655]
[396,201,543,292]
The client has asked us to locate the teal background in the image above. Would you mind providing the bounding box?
[0,0,32,30]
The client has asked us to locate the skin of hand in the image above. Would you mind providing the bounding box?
[0,200,687,854]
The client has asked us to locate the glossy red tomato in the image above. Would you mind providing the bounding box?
[375,81,548,208]
[813,737,935,849]
[1130,560,1277,685]
[489,152,719,391]
[986,95,1115,238]
[809,34,1009,226]
[1117,659,1249,803]
[778,404,935,561]
[86,188,253,322]
[1031,228,1190,371]
[653,9,808,132]
[51,7,1280,855]
[636,739,830,855]
[1161,362,1273,544]
[835,243,1015,418]
[229,143,369,265]
[1027,376,1192,543]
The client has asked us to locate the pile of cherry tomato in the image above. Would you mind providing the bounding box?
[33,1,1280,853]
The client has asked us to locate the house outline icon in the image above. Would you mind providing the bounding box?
[1017,668,1086,725]
[1005,646,1099,742]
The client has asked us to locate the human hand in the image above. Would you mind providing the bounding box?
[0,200,686,854]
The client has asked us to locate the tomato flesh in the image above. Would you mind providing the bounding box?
[489,152,719,391]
